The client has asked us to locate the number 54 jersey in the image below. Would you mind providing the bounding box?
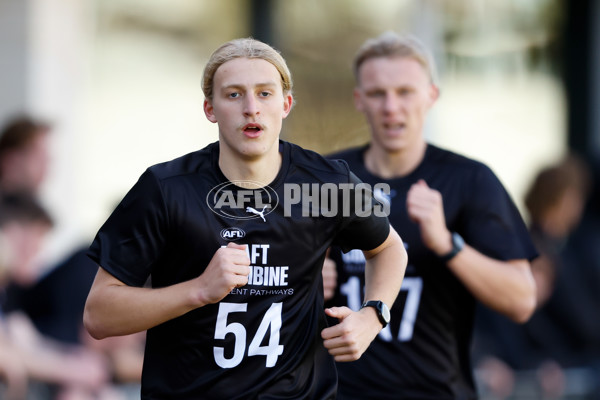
[327,144,537,400]
[88,140,390,400]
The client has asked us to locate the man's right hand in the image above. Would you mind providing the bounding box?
[197,243,250,305]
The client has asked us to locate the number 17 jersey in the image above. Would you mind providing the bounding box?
[327,144,537,400]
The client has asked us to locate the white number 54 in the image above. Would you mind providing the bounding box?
[213,302,284,369]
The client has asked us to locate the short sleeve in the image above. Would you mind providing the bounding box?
[332,171,391,253]
[87,169,169,286]
[462,166,537,261]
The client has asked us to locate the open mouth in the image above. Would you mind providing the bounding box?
[383,122,406,135]
[243,124,263,137]
[384,122,405,129]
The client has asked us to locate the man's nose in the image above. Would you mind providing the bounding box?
[383,93,401,113]
[244,96,260,116]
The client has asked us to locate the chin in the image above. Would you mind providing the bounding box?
[238,144,269,158]
[378,140,408,153]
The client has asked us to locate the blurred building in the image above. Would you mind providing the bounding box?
[0,0,598,263]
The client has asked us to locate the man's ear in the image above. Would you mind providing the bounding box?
[428,84,440,107]
[353,87,364,112]
[203,99,218,123]
[282,93,293,119]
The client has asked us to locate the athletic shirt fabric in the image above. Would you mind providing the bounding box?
[327,144,537,400]
[87,140,390,400]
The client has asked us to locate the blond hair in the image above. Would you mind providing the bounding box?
[202,38,293,100]
[353,31,438,86]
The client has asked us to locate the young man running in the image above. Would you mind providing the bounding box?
[84,37,407,400]
[326,32,537,399]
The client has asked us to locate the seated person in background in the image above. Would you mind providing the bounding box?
[0,192,110,400]
[0,194,31,400]
[5,245,145,398]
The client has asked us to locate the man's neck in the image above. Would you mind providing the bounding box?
[364,140,427,179]
[218,148,282,187]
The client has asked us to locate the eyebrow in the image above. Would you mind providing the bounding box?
[221,82,279,91]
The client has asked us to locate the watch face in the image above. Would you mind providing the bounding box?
[452,232,465,251]
[380,302,391,324]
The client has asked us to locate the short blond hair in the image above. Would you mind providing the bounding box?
[353,32,438,86]
[202,38,293,100]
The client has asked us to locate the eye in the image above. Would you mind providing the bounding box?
[259,91,272,97]
[366,90,385,98]
[228,92,241,98]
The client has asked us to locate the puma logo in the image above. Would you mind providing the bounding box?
[246,206,268,222]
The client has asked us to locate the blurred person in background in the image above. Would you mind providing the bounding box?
[0,192,109,400]
[0,193,37,399]
[3,243,145,400]
[0,115,51,196]
[0,114,55,290]
[0,114,144,399]
[323,31,537,399]
[523,154,591,309]
[473,154,600,399]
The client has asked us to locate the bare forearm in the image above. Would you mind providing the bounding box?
[364,228,407,307]
[85,246,250,339]
[320,229,407,362]
[447,246,536,322]
[84,270,202,339]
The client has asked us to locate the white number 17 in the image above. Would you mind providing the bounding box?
[340,276,423,342]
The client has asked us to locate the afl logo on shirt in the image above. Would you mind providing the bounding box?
[220,227,246,241]
[207,180,279,221]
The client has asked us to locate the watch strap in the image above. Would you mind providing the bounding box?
[361,300,390,328]
[440,232,465,262]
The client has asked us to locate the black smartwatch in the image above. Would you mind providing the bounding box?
[440,232,465,262]
[361,300,391,328]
